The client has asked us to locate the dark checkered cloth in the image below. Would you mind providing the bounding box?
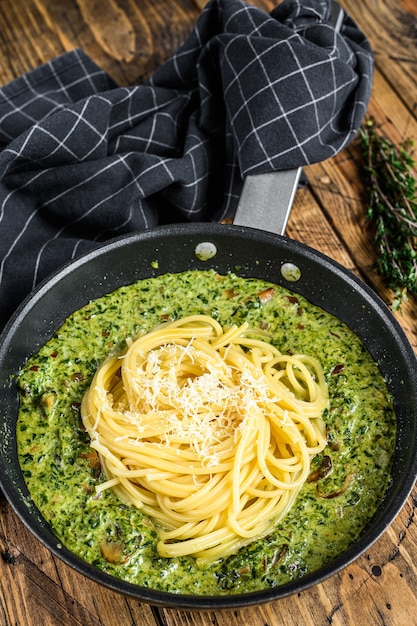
[0,0,373,330]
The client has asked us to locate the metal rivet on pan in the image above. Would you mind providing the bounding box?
[281,262,301,282]
[195,241,217,261]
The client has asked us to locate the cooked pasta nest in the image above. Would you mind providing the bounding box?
[81,315,328,561]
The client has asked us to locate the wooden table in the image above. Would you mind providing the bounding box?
[0,1,416,624]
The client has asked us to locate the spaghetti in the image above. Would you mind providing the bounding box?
[81,314,328,560]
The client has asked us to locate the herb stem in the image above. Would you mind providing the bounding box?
[358,119,417,311]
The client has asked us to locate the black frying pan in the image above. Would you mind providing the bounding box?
[0,218,417,610]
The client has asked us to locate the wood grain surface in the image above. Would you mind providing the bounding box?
[0,1,416,625]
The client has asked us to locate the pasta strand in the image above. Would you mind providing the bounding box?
[81,315,328,560]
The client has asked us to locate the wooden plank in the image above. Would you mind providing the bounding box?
[287,183,359,273]
[75,0,137,63]
[300,65,417,348]
[31,0,198,85]
[339,0,417,111]
[0,0,61,81]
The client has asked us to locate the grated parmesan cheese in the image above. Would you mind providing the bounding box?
[106,339,283,467]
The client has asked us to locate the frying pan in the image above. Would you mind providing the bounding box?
[1,213,417,610]
[1,4,417,612]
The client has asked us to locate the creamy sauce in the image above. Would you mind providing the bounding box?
[17,270,396,595]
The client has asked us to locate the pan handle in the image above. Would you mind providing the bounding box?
[233,1,344,236]
[233,168,302,235]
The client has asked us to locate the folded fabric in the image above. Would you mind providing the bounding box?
[0,0,373,331]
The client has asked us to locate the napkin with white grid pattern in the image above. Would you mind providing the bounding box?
[0,0,373,330]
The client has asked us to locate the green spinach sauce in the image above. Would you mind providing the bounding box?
[16,270,396,595]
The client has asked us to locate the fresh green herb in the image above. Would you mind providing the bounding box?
[358,119,417,311]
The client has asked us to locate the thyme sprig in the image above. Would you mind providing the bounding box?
[358,119,417,311]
